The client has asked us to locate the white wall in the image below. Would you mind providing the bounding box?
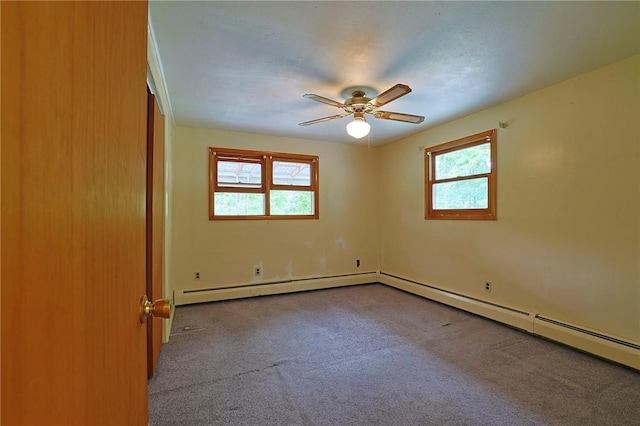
[378,55,640,343]
[170,127,380,296]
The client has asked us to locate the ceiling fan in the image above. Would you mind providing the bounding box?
[299,83,425,139]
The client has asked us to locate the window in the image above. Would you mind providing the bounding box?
[425,129,496,220]
[209,147,319,220]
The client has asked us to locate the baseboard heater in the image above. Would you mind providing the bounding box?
[174,271,378,306]
[533,315,639,370]
[379,272,639,370]
[379,272,533,332]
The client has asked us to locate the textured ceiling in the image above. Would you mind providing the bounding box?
[149,1,640,145]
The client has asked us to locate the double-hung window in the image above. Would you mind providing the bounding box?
[425,129,497,220]
[209,147,319,220]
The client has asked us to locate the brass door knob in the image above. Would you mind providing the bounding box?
[140,295,172,323]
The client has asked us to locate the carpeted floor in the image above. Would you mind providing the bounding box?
[148,284,639,425]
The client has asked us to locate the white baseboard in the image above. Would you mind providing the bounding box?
[174,272,378,305]
[379,272,532,332]
[162,313,174,344]
[169,271,638,370]
[379,272,639,371]
[533,315,640,370]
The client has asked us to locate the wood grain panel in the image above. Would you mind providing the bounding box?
[1,2,149,424]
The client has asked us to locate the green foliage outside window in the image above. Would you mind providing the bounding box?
[271,190,313,215]
[435,143,490,180]
[214,193,264,216]
[433,143,490,210]
[433,178,488,209]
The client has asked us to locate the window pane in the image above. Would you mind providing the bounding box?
[217,160,262,188]
[435,143,490,180]
[273,161,311,186]
[433,178,488,209]
[270,190,314,215]
[214,192,264,215]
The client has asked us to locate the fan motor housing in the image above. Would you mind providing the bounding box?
[344,90,373,113]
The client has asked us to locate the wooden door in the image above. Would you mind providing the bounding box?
[147,93,166,378]
[1,2,149,424]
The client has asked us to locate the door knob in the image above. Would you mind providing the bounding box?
[140,295,172,323]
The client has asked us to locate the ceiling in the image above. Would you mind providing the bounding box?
[149,1,639,146]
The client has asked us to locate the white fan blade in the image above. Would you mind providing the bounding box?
[368,84,412,108]
[303,93,345,108]
[299,113,350,126]
[372,110,424,124]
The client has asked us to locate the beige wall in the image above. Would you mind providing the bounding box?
[167,55,638,347]
[170,127,380,293]
[379,55,640,342]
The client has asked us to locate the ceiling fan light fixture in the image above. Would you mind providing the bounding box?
[346,115,370,139]
[299,83,424,137]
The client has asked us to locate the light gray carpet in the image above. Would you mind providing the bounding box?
[148,284,639,425]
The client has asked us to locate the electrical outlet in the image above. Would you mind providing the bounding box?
[254,267,261,276]
[356,259,360,268]
[485,282,491,292]
[194,271,200,280]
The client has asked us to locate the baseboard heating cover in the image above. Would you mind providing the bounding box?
[379,272,533,332]
[533,315,640,370]
[174,272,378,306]
[379,272,639,370]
